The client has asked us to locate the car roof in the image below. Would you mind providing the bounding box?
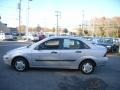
[45,36,94,46]
[46,36,81,40]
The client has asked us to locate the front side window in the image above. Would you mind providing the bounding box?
[37,39,61,50]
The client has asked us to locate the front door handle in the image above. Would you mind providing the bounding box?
[51,51,58,54]
[75,51,82,53]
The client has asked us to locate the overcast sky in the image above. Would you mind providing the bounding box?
[0,0,120,29]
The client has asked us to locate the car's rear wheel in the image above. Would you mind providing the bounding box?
[79,60,95,74]
[12,57,29,72]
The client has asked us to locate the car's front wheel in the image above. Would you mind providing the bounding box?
[12,57,29,72]
[79,60,95,74]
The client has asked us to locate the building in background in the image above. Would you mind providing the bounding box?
[9,27,18,35]
[0,21,10,33]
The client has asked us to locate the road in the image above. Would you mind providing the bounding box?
[0,41,120,90]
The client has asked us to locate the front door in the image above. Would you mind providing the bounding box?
[32,38,63,68]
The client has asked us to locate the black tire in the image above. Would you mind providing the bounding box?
[12,57,29,72]
[79,60,95,74]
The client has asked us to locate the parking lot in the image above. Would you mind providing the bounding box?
[0,41,120,90]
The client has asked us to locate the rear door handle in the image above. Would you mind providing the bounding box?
[75,51,82,53]
[51,51,58,54]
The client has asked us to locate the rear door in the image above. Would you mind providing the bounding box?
[60,38,90,68]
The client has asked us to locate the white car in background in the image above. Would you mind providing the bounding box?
[0,32,5,40]
[3,36,108,74]
[5,33,13,40]
[27,34,39,41]
[0,33,13,40]
[22,34,39,42]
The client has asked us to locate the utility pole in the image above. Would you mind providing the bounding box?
[82,10,84,36]
[26,0,32,40]
[0,16,1,21]
[55,11,61,36]
[92,18,95,37]
[18,0,22,36]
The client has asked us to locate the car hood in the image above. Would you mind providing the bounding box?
[6,46,29,55]
[13,46,27,51]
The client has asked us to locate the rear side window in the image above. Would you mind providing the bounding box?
[63,39,90,49]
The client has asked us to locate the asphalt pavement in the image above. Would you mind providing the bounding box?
[0,41,120,90]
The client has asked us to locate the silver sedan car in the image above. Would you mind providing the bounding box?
[3,36,108,74]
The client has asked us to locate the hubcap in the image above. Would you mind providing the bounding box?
[15,60,25,71]
[82,63,93,73]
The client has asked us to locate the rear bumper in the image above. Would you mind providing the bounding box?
[96,57,108,66]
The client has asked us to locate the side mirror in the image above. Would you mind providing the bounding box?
[35,44,45,50]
